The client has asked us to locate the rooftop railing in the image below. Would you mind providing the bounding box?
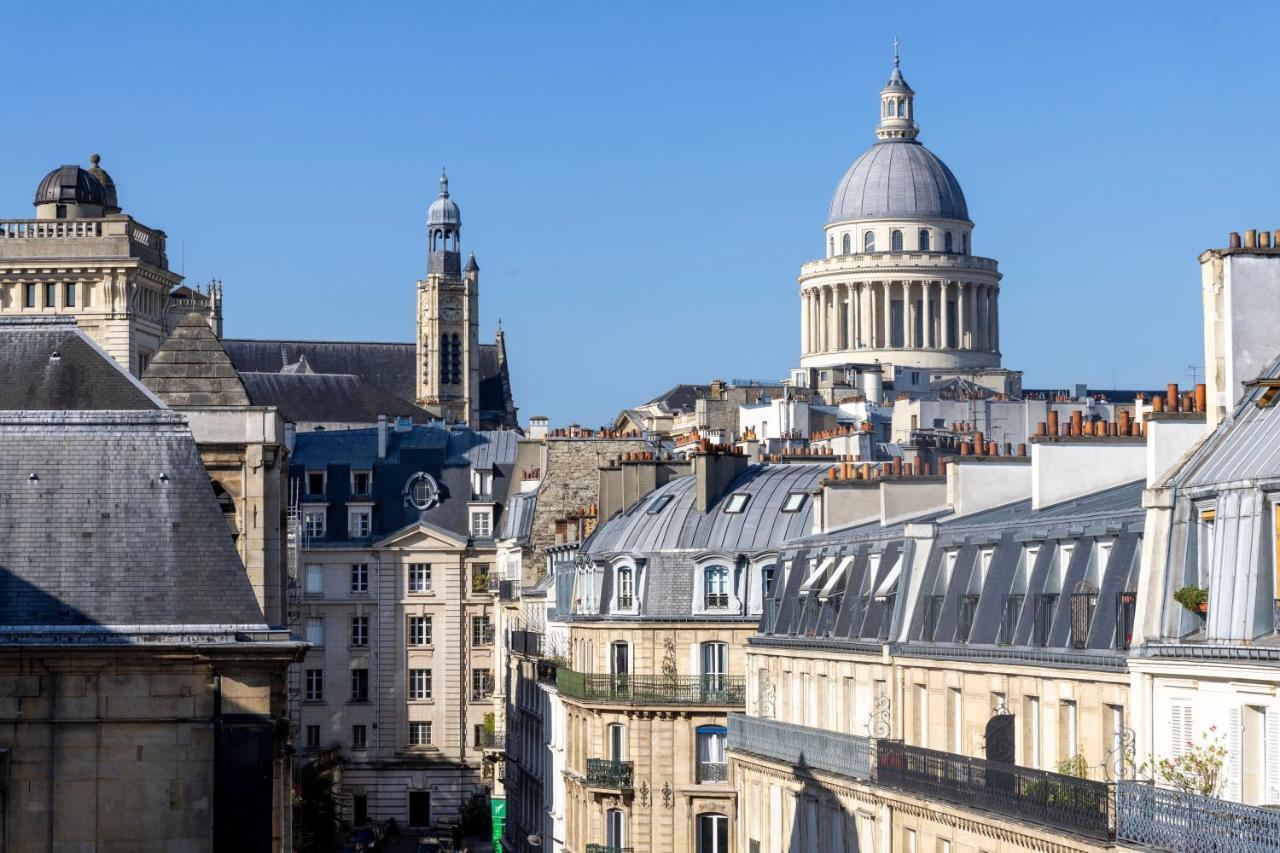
[0,217,167,265]
[508,629,543,657]
[876,740,1112,841]
[585,758,634,789]
[585,846,633,853]
[556,669,745,706]
[1115,780,1280,852]
[727,713,873,782]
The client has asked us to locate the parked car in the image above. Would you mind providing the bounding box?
[416,837,446,853]
[350,827,380,850]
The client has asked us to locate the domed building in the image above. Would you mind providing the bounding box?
[799,55,1003,373]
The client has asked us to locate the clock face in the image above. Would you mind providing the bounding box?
[441,307,462,322]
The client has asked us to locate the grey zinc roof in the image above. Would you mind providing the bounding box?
[141,312,250,406]
[937,479,1147,535]
[499,490,537,543]
[582,463,828,557]
[239,372,435,424]
[0,318,162,411]
[1171,356,1280,489]
[829,140,969,223]
[0,410,268,628]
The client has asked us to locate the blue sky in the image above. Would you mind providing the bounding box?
[4,3,1277,425]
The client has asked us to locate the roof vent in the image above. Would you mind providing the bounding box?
[28,473,38,482]
[49,350,60,361]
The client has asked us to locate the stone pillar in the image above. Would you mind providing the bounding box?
[881,281,892,349]
[977,284,988,351]
[958,282,970,350]
[824,286,833,351]
[922,280,932,349]
[940,281,951,349]
[861,283,872,349]
[971,283,982,351]
[846,284,856,350]
[991,287,999,354]
[801,290,809,354]
[903,281,913,349]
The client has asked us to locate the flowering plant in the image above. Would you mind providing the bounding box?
[1140,727,1228,796]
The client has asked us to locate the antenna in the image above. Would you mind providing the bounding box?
[1188,364,1201,386]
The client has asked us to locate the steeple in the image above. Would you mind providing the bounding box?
[877,39,918,141]
[427,168,462,276]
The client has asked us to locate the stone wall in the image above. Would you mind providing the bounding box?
[529,436,648,561]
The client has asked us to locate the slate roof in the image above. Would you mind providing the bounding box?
[639,384,710,414]
[829,140,969,223]
[499,490,537,544]
[141,312,250,406]
[0,318,161,411]
[239,372,435,424]
[1169,354,1280,489]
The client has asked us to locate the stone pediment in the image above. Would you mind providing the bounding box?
[374,519,469,551]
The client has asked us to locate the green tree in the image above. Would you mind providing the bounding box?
[293,756,339,853]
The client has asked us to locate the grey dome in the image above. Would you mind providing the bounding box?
[428,171,461,227]
[829,140,969,222]
[34,165,108,208]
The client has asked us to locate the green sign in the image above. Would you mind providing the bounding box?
[491,797,506,846]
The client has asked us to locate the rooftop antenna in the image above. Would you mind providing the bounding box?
[1188,364,1201,386]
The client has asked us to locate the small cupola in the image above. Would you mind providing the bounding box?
[877,40,919,141]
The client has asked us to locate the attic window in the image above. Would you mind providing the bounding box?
[781,492,807,513]
[647,494,674,515]
[723,493,750,514]
[405,472,440,511]
[306,471,326,497]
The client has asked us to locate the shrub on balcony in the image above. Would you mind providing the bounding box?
[1173,585,1209,613]
[1140,727,1227,796]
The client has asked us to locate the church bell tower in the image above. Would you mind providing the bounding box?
[417,171,480,426]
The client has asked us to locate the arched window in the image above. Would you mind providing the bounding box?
[450,333,462,384]
[891,229,904,252]
[439,335,450,384]
[841,233,851,255]
[863,231,876,253]
[897,100,905,117]
[615,566,634,610]
[945,231,954,253]
[962,233,970,255]
[919,229,931,251]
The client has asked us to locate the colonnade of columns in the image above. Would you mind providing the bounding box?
[799,280,999,355]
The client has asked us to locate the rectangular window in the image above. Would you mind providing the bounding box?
[616,568,634,609]
[352,470,371,496]
[304,510,325,538]
[470,511,491,537]
[696,726,728,784]
[23,283,36,308]
[349,509,371,539]
[409,722,432,746]
[305,725,320,748]
[304,616,324,646]
[409,668,433,700]
[704,566,730,609]
[350,616,368,647]
[64,283,76,308]
[305,564,324,595]
[1061,699,1078,758]
[723,493,750,514]
[408,563,431,593]
[647,494,674,514]
[45,282,57,308]
[351,563,369,594]
[408,615,432,645]
[350,668,369,702]
[304,669,323,701]
[471,668,493,701]
[306,471,325,497]
[1028,696,1042,768]
[472,615,493,646]
[781,492,807,513]
[352,724,367,750]
[915,684,928,747]
[949,687,963,753]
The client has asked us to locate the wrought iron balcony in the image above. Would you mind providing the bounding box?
[728,714,873,781]
[1116,780,1280,851]
[585,846,633,853]
[508,629,543,657]
[471,573,491,594]
[475,729,505,750]
[585,758,634,789]
[697,761,728,783]
[875,741,1112,841]
[556,669,745,706]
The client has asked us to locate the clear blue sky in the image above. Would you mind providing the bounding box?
[4,2,1277,425]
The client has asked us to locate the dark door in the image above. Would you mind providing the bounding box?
[409,791,431,827]
[353,794,368,826]
[985,713,1016,763]
[213,717,273,853]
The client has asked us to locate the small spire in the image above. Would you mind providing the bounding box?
[439,168,449,198]
[893,36,900,68]
[90,153,101,167]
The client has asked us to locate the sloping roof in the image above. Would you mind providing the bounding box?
[0,318,161,410]
[223,339,418,401]
[142,312,250,406]
[239,372,434,424]
[640,384,710,414]
[829,140,969,222]
[1171,355,1280,488]
[499,490,537,544]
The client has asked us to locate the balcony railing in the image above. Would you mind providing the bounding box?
[727,714,873,782]
[471,573,491,594]
[508,629,543,657]
[585,846,633,853]
[697,761,729,783]
[585,758,634,789]
[875,741,1112,841]
[556,669,745,706]
[476,729,505,750]
[1116,780,1280,851]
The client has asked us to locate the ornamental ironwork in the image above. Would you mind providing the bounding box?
[1116,780,1280,851]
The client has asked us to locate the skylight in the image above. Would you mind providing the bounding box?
[723,493,750,514]
[647,494,674,515]
[781,492,807,513]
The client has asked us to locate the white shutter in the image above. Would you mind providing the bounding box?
[1170,702,1193,758]
[1227,706,1242,802]
[1268,708,1280,804]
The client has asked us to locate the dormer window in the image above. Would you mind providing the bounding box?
[351,470,371,497]
[704,566,730,609]
[306,471,326,497]
[647,495,674,515]
[781,492,807,513]
[723,493,750,514]
[616,566,635,610]
[405,472,440,511]
[471,468,493,498]
[471,509,492,538]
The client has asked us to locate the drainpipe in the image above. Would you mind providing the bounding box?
[45,662,56,853]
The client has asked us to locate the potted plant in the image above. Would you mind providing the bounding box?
[1174,585,1209,614]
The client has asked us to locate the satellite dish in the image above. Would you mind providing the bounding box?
[527,834,543,847]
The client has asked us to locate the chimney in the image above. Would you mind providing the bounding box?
[945,455,1032,518]
[694,449,750,513]
[377,414,388,460]
[1031,435,1146,510]
[528,416,550,440]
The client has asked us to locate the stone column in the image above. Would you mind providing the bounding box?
[977,284,988,351]
[922,280,932,348]
[969,283,980,351]
[846,284,856,350]
[861,283,872,349]
[800,290,809,354]
[958,282,969,350]
[940,281,951,349]
[902,281,913,349]
[991,287,1000,354]
[881,281,892,349]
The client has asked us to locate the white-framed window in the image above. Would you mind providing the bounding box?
[1028,695,1042,768]
[408,563,431,593]
[471,510,491,537]
[697,811,729,852]
[472,615,493,646]
[704,566,730,609]
[1062,699,1078,757]
[471,468,493,497]
[409,668,432,700]
[608,722,626,761]
[348,508,371,539]
[696,726,728,784]
[306,471,326,497]
[405,471,440,511]
[304,509,326,538]
[781,492,807,513]
[610,641,630,676]
[350,616,368,647]
[647,495,674,514]
[351,563,369,594]
[304,616,324,646]
[701,641,728,691]
[304,669,323,701]
[472,668,493,701]
[606,808,626,849]
[409,722,432,746]
[723,493,750,514]
[351,470,372,496]
[408,615,432,646]
[352,725,367,750]
[305,564,324,596]
[616,566,635,610]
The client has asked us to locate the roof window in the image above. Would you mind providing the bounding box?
[723,493,750,514]
[781,492,807,513]
[647,494,674,515]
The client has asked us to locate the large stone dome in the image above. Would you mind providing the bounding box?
[828,139,969,223]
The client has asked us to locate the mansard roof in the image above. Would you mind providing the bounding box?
[0,318,161,410]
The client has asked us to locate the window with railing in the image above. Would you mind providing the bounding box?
[585,758,634,788]
[958,595,980,642]
[1033,593,1058,647]
[555,669,746,705]
[471,564,490,594]
[999,594,1023,645]
[471,668,493,701]
[922,594,944,641]
[696,725,728,783]
[1070,587,1097,649]
[704,566,730,609]
[616,566,634,610]
[1116,591,1136,649]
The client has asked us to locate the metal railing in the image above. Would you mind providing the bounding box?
[585,758,634,788]
[556,669,745,706]
[727,714,873,781]
[875,740,1112,841]
[585,846,633,853]
[508,629,543,657]
[475,729,505,750]
[471,573,491,594]
[697,761,729,783]
[1116,780,1280,851]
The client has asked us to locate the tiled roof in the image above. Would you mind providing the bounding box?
[239,372,434,424]
[0,318,160,411]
